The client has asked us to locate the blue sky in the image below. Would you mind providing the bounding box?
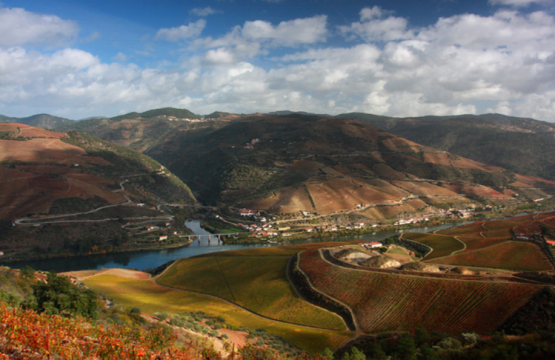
[1,0,555,120]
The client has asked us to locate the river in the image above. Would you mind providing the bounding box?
[12,220,466,273]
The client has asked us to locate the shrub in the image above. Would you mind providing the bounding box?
[128,307,141,315]
[27,272,97,319]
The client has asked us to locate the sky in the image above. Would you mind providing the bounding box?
[1,0,555,121]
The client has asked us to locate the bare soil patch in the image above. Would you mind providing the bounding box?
[61,268,151,280]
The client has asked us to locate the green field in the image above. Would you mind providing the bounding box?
[84,275,351,354]
[158,254,346,331]
[430,242,554,271]
[402,233,465,260]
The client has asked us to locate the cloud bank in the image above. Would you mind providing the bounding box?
[0,5,554,122]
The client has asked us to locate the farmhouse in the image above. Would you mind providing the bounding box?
[361,242,383,249]
[239,208,260,217]
[305,228,314,232]
[159,236,168,241]
[0,251,3,256]
[547,240,555,247]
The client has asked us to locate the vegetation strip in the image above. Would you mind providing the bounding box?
[288,252,357,332]
[214,257,236,303]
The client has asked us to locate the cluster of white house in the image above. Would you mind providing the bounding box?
[359,242,383,249]
[162,115,207,122]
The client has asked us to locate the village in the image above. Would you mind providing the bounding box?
[214,206,482,243]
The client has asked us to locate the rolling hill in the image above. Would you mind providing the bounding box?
[0,113,74,129]
[144,114,555,218]
[337,112,555,182]
[57,107,233,153]
[0,123,197,261]
[0,123,196,220]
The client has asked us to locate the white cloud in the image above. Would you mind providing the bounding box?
[2,6,555,122]
[190,7,220,17]
[113,52,129,62]
[204,48,236,64]
[241,15,328,46]
[340,7,413,42]
[489,0,552,7]
[192,15,327,64]
[155,19,206,41]
[0,7,78,47]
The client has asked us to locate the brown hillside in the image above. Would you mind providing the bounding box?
[153,115,555,217]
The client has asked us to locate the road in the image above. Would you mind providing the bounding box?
[13,178,169,226]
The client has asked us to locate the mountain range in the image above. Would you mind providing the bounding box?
[3,108,555,218]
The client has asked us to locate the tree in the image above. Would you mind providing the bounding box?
[28,272,97,319]
[396,335,417,360]
[415,328,430,346]
[321,348,335,359]
[418,345,438,360]
[368,343,386,360]
[20,266,35,279]
[541,224,553,236]
[349,347,366,360]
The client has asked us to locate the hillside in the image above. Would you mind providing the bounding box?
[337,112,555,181]
[0,123,196,262]
[57,107,231,153]
[0,113,74,129]
[147,114,555,218]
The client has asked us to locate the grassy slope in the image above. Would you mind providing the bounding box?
[402,233,465,260]
[84,275,350,354]
[430,242,554,272]
[157,255,346,331]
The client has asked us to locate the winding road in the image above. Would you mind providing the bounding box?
[13,178,168,226]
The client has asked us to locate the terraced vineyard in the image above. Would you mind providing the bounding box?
[410,214,555,270]
[299,249,541,334]
[157,252,346,331]
[85,273,351,354]
[401,233,464,260]
[432,242,554,271]
[514,220,544,236]
[437,221,486,236]
[457,235,509,252]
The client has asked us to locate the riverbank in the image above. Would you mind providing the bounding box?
[221,218,467,245]
[6,220,466,273]
[1,238,194,267]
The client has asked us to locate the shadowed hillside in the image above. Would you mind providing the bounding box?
[148,114,555,217]
[337,112,555,181]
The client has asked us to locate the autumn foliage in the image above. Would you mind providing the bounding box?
[0,302,207,359]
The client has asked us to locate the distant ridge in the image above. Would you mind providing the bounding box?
[336,112,555,181]
[268,110,331,117]
[0,113,74,129]
[111,107,200,121]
